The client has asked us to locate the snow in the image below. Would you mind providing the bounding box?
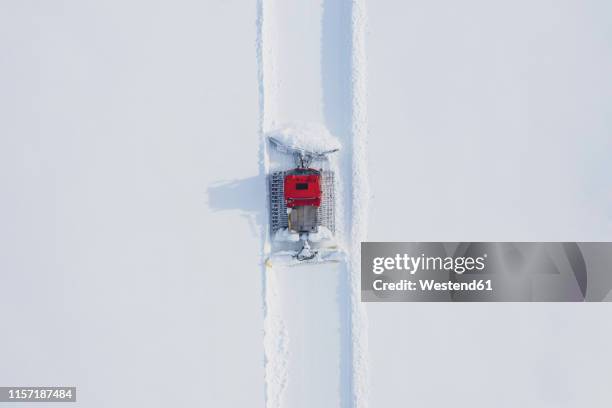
[3,1,611,408]
[308,226,334,242]
[0,1,264,407]
[273,228,300,242]
[262,270,290,408]
[265,264,347,407]
[267,123,341,154]
[258,0,363,407]
[366,1,612,407]
[347,1,370,406]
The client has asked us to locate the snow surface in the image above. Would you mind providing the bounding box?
[268,123,341,154]
[366,1,612,407]
[346,1,370,406]
[273,228,301,243]
[308,226,334,243]
[258,0,367,407]
[0,1,264,407]
[3,1,612,408]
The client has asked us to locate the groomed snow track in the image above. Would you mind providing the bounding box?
[257,0,369,407]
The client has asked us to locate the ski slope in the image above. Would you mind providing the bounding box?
[258,0,368,407]
[0,1,264,407]
[365,1,612,407]
[6,1,612,408]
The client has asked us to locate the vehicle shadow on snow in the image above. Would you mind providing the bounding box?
[206,175,266,238]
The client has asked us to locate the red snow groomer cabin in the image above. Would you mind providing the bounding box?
[283,168,321,234]
[283,169,321,208]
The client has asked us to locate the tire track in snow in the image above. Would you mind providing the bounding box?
[347,2,370,407]
[257,1,289,407]
[257,0,369,406]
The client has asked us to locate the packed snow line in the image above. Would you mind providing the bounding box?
[262,269,290,408]
[257,0,369,406]
[347,1,370,407]
[257,1,289,407]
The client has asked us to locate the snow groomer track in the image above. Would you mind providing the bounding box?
[257,0,369,407]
